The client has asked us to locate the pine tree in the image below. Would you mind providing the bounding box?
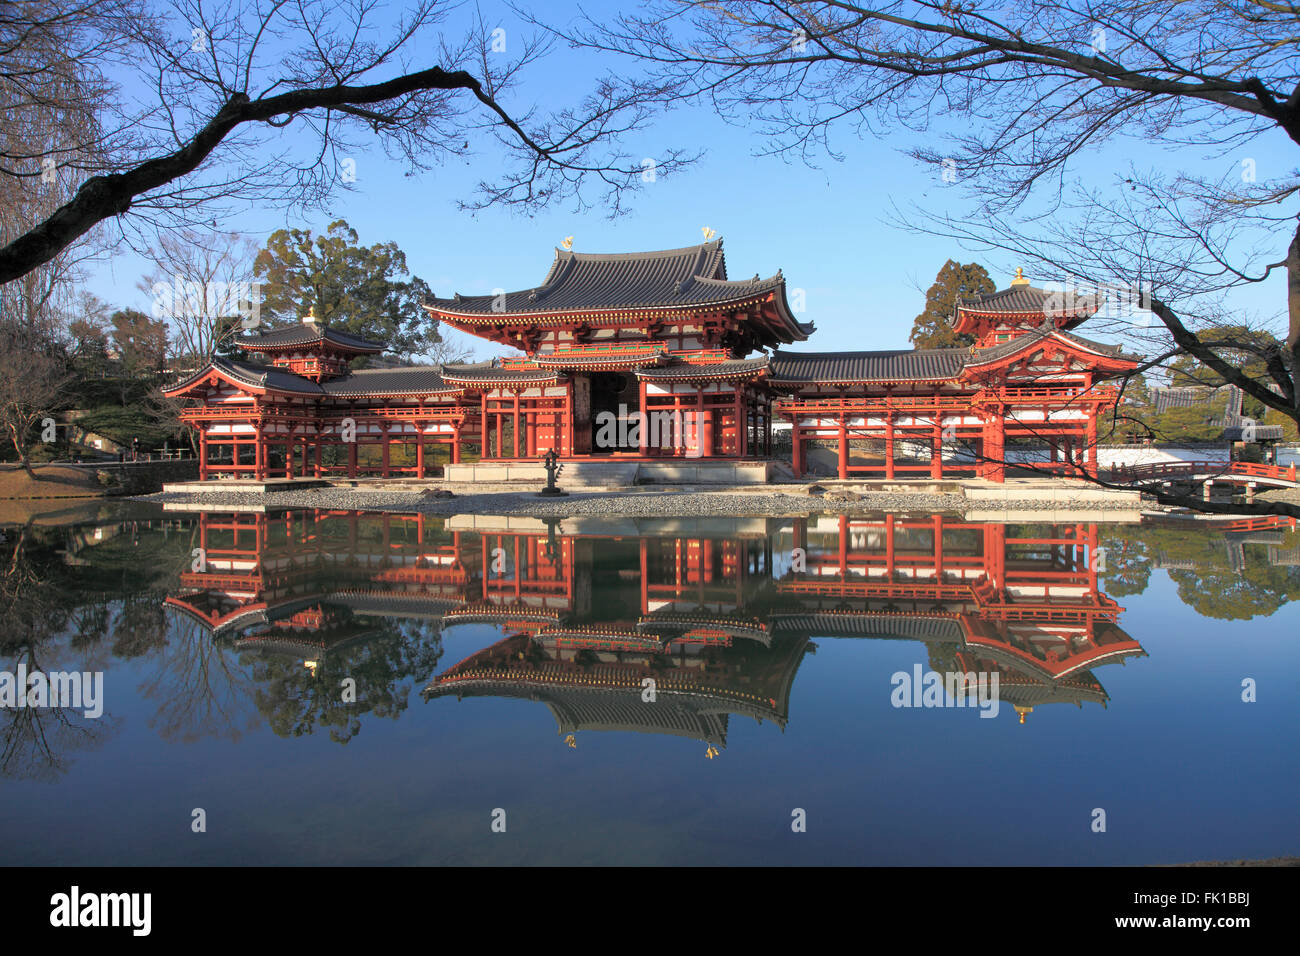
[909,260,994,349]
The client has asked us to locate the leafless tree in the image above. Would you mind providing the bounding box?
[138,228,259,366]
[0,0,694,285]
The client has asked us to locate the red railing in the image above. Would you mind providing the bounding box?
[1109,460,1298,484]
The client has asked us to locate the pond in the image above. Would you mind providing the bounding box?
[0,505,1296,865]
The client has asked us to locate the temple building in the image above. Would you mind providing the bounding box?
[165,242,1137,483]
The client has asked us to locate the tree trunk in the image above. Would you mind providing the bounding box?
[9,425,36,480]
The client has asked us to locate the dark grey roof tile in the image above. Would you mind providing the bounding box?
[768,349,968,383]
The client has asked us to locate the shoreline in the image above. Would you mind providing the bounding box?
[133,479,1150,519]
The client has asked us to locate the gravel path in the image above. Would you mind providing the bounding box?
[136,481,1144,517]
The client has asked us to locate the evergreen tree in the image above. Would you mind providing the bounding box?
[253,220,441,360]
[909,260,994,349]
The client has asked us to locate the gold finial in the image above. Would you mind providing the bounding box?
[1015,704,1033,724]
[561,236,574,250]
[705,745,719,759]
[303,659,319,675]
[565,734,576,748]
[1010,267,1029,287]
[701,226,716,240]
[303,304,317,324]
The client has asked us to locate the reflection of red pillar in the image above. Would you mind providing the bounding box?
[933,514,944,582]
[885,515,895,578]
[838,514,848,578]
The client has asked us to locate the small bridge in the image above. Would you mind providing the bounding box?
[1107,460,1300,499]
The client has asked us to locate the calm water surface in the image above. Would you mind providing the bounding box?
[1,505,1296,865]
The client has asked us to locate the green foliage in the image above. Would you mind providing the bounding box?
[909,260,994,349]
[253,219,441,358]
[109,309,168,378]
[1099,525,1300,620]
[74,404,180,449]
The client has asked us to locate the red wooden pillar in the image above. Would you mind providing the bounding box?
[347,439,358,478]
[198,431,208,479]
[696,386,707,458]
[837,414,848,480]
[314,439,322,477]
[381,422,391,477]
[254,420,266,479]
[512,391,521,458]
[885,411,895,480]
[638,381,649,456]
[930,421,942,478]
[990,411,1006,483]
[416,433,425,477]
[792,417,803,476]
[452,422,462,464]
[1085,414,1098,477]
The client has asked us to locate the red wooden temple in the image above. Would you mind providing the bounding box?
[165,244,1137,482]
[771,269,1138,480]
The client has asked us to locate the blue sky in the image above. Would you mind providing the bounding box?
[84,0,1296,362]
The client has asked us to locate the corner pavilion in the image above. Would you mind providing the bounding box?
[164,240,1137,482]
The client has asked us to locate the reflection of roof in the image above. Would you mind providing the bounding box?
[424,631,810,745]
[325,592,465,619]
[636,611,771,644]
[240,324,385,353]
[770,611,966,641]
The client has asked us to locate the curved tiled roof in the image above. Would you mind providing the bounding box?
[164,357,324,395]
[424,240,812,344]
[959,284,1101,316]
[635,356,770,382]
[425,240,775,315]
[533,346,667,368]
[439,362,563,386]
[321,366,461,397]
[963,327,1135,367]
[240,323,385,353]
[769,349,969,384]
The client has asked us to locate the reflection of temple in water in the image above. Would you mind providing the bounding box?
[165,509,1145,745]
